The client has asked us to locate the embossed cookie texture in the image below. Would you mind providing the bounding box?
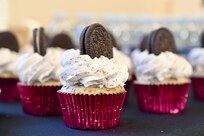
[80,23,113,59]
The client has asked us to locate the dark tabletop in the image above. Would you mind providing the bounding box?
[0,88,204,136]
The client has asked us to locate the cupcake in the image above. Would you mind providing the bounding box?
[57,23,128,129]
[0,31,20,102]
[132,27,192,114]
[16,27,62,116]
[188,47,204,100]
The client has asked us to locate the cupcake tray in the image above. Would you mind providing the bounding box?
[0,89,204,136]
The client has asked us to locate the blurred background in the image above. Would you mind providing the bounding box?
[1,0,204,54]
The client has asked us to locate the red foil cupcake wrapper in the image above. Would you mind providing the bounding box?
[57,91,126,130]
[0,77,19,102]
[134,83,190,114]
[17,84,61,116]
[191,77,204,100]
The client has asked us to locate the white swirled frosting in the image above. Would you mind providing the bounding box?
[188,47,204,77]
[113,47,133,74]
[0,48,19,74]
[16,47,64,84]
[46,47,64,79]
[131,50,192,84]
[60,49,128,88]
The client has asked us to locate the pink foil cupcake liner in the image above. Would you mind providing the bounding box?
[0,77,19,102]
[17,84,61,116]
[191,77,204,100]
[134,83,190,114]
[57,91,126,130]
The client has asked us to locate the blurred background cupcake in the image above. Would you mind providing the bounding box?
[188,37,204,100]
[16,27,63,116]
[132,27,192,114]
[0,31,20,102]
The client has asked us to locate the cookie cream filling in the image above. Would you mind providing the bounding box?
[36,29,40,54]
[0,48,19,75]
[60,49,128,89]
[188,48,204,77]
[131,49,192,84]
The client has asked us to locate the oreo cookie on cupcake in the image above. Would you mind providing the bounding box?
[131,27,192,114]
[48,32,74,49]
[0,31,20,101]
[46,17,75,54]
[57,23,128,130]
[16,27,61,116]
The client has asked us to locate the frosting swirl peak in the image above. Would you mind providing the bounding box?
[60,49,128,88]
[131,50,192,84]
[188,47,204,77]
[16,47,64,85]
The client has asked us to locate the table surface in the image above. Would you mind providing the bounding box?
[0,89,204,136]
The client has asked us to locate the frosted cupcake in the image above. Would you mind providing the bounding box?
[188,48,204,100]
[57,23,128,129]
[0,31,20,101]
[132,27,192,114]
[16,27,61,116]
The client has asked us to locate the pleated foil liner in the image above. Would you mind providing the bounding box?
[0,77,19,102]
[134,82,190,114]
[57,91,126,130]
[191,77,204,100]
[17,84,61,116]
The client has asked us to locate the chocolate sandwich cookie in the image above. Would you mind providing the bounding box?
[0,31,19,52]
[148,27,176,55]
[80,25,89,55]
[140,35,148,51]
[80,23,113,59]
[33,27,47,56]
[49,33,74,49]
